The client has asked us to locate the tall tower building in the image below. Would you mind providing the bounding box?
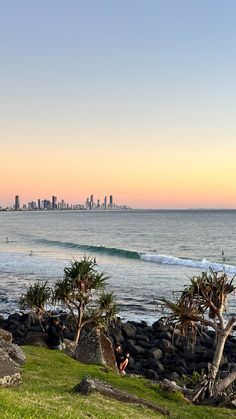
[104,196,107,210]
[89,194,94,210]
[52,195,57,210]
[109,195,113,209]
[14,195,20,210]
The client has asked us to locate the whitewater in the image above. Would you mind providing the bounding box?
[0,209,236,322]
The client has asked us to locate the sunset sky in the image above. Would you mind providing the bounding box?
[1,1,236,209]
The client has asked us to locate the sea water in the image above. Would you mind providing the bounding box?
[0,209,236,323]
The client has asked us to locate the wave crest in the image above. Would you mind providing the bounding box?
[35,239,140,259]
[35,239,236,274]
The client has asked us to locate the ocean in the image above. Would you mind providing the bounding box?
[0,209,236,323]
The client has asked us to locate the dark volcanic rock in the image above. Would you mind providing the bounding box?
[108,326,124,344]
[145,369,159,380]
[149,348,163,360]
[134,334,149,343]
[121,323,137,338]
[23,332,48,347]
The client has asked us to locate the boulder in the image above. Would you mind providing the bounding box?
[7,313,21,322]
[134,334,149,343]
[145,369,159,380]
[126,340,139,356]
[0,347,21,388]
[63,339,77,357]
[121,323,136,338]
[229,363,236,373]
[158,331,173,341]
[135,341,152,349]
[152,320,172,333]
[148,359,165,374]
[74,329,117,371]
[0,339,26,366]
[149,348,163,360]
[159,339,175,353]
[23,332,48,347]
[133,345,146,356]
[108,326,124,344]
[0,328,12,343]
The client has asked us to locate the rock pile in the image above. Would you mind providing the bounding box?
[1,312,236,382]
[108,319,236,381]
[0,312,74,346]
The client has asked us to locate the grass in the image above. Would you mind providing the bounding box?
[0,346,235,418]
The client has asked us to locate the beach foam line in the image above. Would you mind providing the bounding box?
[140,253,236,274]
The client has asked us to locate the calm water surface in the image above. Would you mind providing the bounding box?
[0,210,235,322]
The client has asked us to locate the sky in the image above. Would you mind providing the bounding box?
[1,0,236,209]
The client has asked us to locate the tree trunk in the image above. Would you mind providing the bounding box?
[75,304,84,346]
[208,330,228,383]
[192,331,228,402]
[216,371,236,394]
[74,376,170,416]
[192,317,236,403]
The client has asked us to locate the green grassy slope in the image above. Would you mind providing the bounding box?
[0,346,234,418]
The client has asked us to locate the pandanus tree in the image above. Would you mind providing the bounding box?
[159,270,236,403]
[53,257,117,346]
[20,281,51,331]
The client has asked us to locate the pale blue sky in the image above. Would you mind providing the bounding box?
[1,1,236,207]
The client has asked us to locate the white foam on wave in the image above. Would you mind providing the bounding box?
[140,253,236,274]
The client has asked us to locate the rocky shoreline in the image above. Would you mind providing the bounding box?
[1,311,236,383]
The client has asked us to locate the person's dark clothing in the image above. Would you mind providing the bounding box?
[114,349,127,367]
[47,323,63,348]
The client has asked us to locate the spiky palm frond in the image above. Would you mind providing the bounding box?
[158,271,235,348]
[64,257,108,294]
[181,270,235,319]
[99,291,116,310]
[20,281,51,312]
[53,276,75,304]
[158,297,200,346]
[54,257,116,344]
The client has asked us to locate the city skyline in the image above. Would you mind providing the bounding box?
[1,2,236,209]
[0,194,129,211]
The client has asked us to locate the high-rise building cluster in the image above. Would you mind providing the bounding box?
[0,194,130,211]
[85,194,114,210]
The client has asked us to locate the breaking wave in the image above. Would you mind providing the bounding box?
[34,239,140,259]
[140,254,236,274]
[35,239,236,274]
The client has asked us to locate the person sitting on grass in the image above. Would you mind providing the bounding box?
[114,343,129,375]
[47,316,65,350]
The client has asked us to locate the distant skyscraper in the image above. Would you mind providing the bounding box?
[38,199,41,210]
[14,195,20,210]
[52,195,57,210]
[89,194,94,210]
[43,199,51,210]
[104,196,107,210]
[109,195,113,209]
